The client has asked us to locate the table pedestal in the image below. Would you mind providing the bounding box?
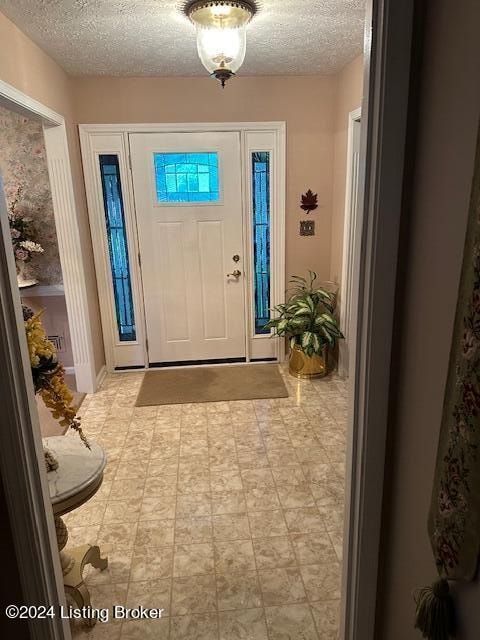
[55,515,108,626]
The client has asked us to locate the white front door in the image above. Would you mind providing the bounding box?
[129,131,246,365]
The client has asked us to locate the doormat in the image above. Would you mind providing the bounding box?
[135,363,288,406]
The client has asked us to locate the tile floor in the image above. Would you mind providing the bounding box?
[67,364,348,639]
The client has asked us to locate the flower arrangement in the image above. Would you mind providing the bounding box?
[23,305,89,470]
[9,187,44,264]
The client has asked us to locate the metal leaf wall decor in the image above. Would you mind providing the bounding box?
[300,189,318,213]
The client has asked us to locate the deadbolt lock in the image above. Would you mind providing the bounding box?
[232,254,240,263]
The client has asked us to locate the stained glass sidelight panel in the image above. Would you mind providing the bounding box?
[99,154,136,342]
[252,152,271,334]
[154,152,220,203]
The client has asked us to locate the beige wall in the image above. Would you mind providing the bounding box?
[330,54,363,286]
[0,12,105,376]
[376,1,480,637]
[71,75,337,282]
[0,7,361,371]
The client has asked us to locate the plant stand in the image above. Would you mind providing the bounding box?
[45,436,108,626]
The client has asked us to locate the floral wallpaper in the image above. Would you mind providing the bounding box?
[0,105,62,284]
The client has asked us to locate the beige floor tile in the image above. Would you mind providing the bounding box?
[310,600,340,639]
[140,496,176,520]
[216,571,262,611]
[170,613,218,639]
[284,507,325,535]
[171,574,217,615]
[74,367,348,640]
[85,549,133,585]
[130,547,174,582]
[327,530,343,562]
[291,533,337,565]
[209,452,239,471]
[237,450,270,469]
[214,540,256,573]
[177,471,210,493]
[258,567,306,605]
[174,516,213,544]
[316,504,345,531]
[109,478,145,501]
[309,479,345,506]
[300,563,342,601]
[173,543,215,577]
[115,462,147,480]
[120,619,170,639]
[271,465,307,485]
[144,475,178,497]
[67,501,107,527]
[97,522,138,549]
[212,513,251,541]
[253,536,296,569]
[89,582,128,609]
[240,468,275,490]
[276,484,316,509]
[244,488,280,512]
[67,524,100,547]
[219,608,268,640]
[135,519,175,547]
[211,468,243,491]
[72,620,122,639]
[126,578,171,614]
[248,510,288,539]
[265,603,318,639]
[211,491,247,515]
[176,492,212,517]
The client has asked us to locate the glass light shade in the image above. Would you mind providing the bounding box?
[186,1,254,86]
[196,24,247,75]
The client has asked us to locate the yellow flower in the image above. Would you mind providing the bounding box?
[25,310,89,449]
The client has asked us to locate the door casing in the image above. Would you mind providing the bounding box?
[80,122,286,372]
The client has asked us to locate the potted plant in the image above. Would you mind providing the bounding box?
[265,271,344,378]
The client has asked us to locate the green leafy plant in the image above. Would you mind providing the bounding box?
[265,271,344,357]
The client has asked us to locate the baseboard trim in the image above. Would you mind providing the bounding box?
[63,366,75,376]
[95,365,107,391]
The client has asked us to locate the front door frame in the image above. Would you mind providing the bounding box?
[79,122,286,371]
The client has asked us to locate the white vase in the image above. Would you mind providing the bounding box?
[16,260,37,288]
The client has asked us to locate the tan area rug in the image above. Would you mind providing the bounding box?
[135,363,288,406]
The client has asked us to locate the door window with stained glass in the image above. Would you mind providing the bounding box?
[154,152,220,203]
[252,151,271,334]
[99,154,136,342]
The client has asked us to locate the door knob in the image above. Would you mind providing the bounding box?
[227,269,242,279]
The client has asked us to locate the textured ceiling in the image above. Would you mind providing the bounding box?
[0,1,365,76]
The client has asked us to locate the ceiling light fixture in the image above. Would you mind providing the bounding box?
[184,1,256,88]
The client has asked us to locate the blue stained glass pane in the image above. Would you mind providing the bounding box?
[165,174,177,193]
[154,152,220,203]
[99,155,136,342]
[252,152,271,334]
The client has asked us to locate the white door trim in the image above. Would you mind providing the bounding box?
[341,0,416,637]
[0,79,98,393]
[339,107,362,377]
[79,122,286,370]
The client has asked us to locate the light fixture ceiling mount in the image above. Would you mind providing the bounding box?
[184,0,257,87]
